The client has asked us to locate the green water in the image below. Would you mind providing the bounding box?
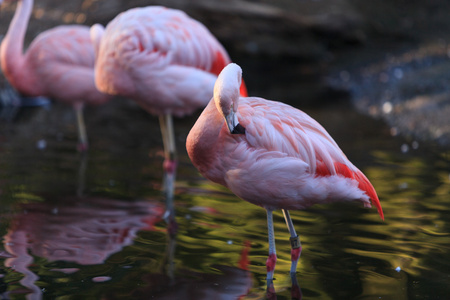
[0,99,449,299]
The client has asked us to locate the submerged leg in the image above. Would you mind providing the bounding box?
[282,209,302,275]
[77,152,88,197]
[75,104,88,152]
[291,272,302,300]
[159,114,177,235]
[266,210,277,288]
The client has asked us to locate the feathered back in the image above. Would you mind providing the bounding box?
[238,98,384,219]
[97,6,231,76]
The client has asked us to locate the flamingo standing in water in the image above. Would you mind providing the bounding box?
[0,0,111,151]
[186,63,384,288]
[91,6,247,221]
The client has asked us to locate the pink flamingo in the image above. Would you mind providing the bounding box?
[186,63,384,288]
[0,0,111,151]
[91,6,247,220]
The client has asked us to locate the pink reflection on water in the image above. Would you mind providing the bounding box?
[92,276,112,282]
[2,196,164,299]
[49,268,80,274]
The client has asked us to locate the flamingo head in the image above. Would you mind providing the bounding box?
[214,63,245,134]
[90,24,105,59]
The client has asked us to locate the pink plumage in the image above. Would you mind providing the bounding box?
[0,0,111,150]
[92,5,247,117]
[186,63,383,286]
[187,63,383,216]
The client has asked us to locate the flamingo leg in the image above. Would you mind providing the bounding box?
[291,272,303,300]
[282,209,302,275]
[77,152,88,197]
[75,104,88,152]
[159,114,177,235]
[266,210,277,289]
[159,114,176,161]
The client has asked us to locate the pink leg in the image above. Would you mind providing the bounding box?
[74,104,88,152]
[282,210,302,275]
[266,210,277,287]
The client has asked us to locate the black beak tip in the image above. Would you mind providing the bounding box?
[231,123,246,134]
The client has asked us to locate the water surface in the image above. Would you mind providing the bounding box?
[1,95,449,299]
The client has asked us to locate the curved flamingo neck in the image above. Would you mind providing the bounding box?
[186,100,224,180]
[1,0,33,85]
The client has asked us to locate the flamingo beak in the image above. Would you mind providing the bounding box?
[225,110,238,133]
[225,110,245,135]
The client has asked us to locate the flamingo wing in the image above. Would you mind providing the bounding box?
[94,6,247,114]
[238,97,383,219]
[224,151,371,211]
[22,26,109,105]
[99,6,231,76]
[27,25,96,68]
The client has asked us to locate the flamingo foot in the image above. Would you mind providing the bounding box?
[162,158,177,197]
[291,272,302,300]
[163,159,177,174]
[266,280,277,300]
[266,252,277,285]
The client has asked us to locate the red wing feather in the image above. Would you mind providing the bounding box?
[210,51,227,76]
[210,51,248,97]
[315,160,332,177]
[239,80,248,97]
[316,161,384,220]
[353,169,384,220]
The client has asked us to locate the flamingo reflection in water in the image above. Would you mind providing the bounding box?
[2,197,164,299]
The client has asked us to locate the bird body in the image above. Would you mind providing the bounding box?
[4,26,105,105]
[187,66,383,215]
[92,6,246,117]
[1,0,109,106]
[1,0,110,150]
[187,63,383,287]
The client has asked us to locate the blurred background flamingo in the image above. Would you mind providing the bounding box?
[187,63,384,290]
[91,5,247,224]
[0,0,111,151]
